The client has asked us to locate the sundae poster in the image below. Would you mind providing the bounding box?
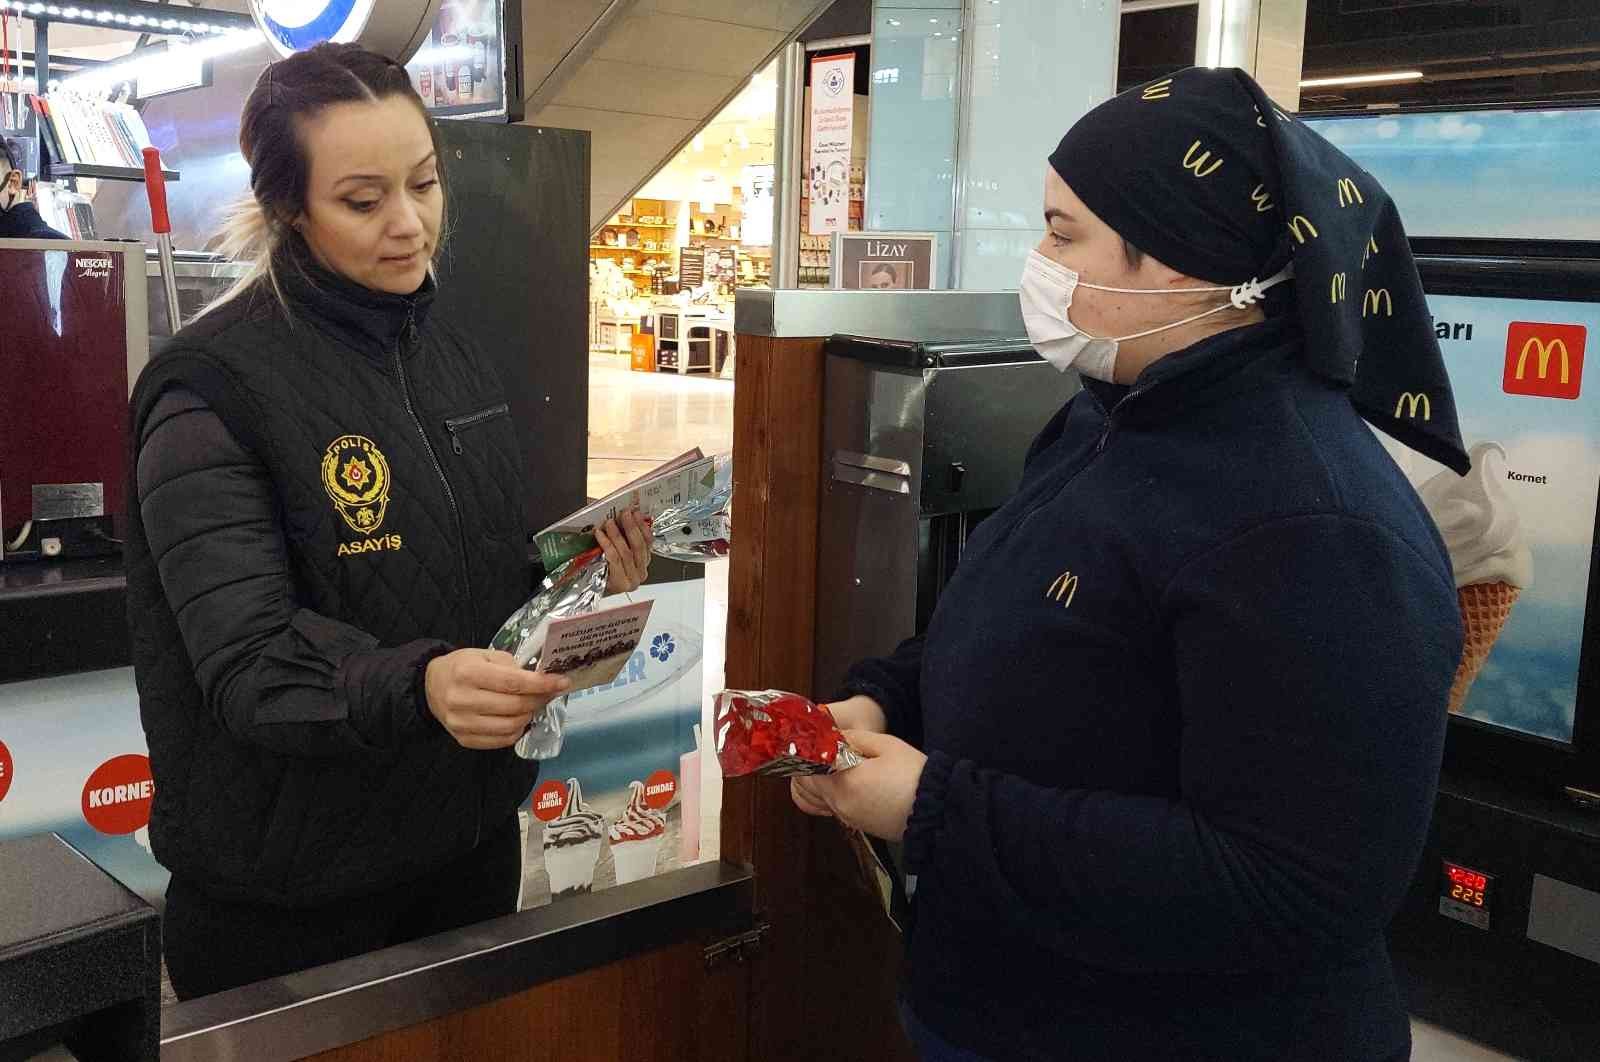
[518,576,705,907]
[1383,293,1600,744]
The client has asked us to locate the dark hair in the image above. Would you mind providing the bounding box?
[205,42,441,314]
[1121,238,1143,269]
[0,136,17,172]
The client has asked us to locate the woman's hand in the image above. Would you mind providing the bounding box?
[791,730,927,842]
[596,508,653,595]
[424,648,570,750]
[825,695,888,735]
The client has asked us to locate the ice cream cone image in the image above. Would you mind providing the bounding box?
[1417,443,1534,715]
[1449,581,1521,713]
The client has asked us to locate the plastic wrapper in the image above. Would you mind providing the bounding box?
[713,689,863,777]
[492,456,733,760]
[490,547,609,760]
[648,454,732,563]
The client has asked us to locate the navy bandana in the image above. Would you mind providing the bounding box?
[1049,66,1469,475]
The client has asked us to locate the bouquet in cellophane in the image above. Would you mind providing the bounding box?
[493,454,732,760]
[712,689,863,777]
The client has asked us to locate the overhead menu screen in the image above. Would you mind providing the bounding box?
[1306,109,1600,242]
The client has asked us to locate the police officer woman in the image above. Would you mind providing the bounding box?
[127,44,652,999]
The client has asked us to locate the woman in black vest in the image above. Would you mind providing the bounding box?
[126,43,652,999]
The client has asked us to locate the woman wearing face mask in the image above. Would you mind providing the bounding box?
[0,137,67,239]
[796,67,1467,1062]
[126,44,653,999]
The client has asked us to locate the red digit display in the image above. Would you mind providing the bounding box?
[1446,866,1488,891]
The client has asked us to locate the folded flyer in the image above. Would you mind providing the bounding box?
[535,600,655,692]
[534,448,718,570]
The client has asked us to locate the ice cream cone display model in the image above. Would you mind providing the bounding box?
[543,779,605,897]
[608,780,667,885]
[1417,442,1534,714]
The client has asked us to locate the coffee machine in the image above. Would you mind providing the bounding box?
[0,239,149,562]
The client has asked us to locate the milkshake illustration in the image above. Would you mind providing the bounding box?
[1416,442,1535,713]
[608,780,667,885]
[542,778,605,897]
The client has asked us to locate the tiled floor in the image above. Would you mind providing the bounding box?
[586,351,734,500]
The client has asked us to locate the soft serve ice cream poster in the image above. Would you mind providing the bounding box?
[1383,293,1599,743]
[516,577,706,907]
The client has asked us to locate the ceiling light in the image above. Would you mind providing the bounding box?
[1299,70,1424,88]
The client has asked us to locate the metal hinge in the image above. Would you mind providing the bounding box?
[703,921,771,969]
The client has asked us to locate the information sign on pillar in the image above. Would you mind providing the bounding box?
[807,53,855,237]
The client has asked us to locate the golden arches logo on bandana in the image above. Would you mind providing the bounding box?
[322,435,393,535]
[1395,392,1432,421]
[1330,272,1348,303]
[1337,177,1364,208]
[1047,571,1079,609]
[1250,184,1274,214]
[1362,288,1394,317]
[1142,78,1173,101]
[1181,140,1223,178]
[1288,215,1319,245]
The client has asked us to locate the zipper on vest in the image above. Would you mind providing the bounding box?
[444,402,511,455]
[392,308,478,641]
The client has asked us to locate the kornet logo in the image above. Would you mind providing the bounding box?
[81,754,155,835]
[1504,322,1587,400]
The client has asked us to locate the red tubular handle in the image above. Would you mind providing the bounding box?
[142,146,171,235]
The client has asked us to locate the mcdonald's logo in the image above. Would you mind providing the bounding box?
[1362,288,1393,317]
[1046,571,1079,608]
[1254,106,1266,128]
[1337,177,1364,207]
[1182,140,1223,178]
[1288,215,1319,244]
[1142,78,1173,101]
[1250,184,1274,213]
[1503,321,1587,400]
[1330,272,1347,303]
[1395,392,1432,421]
[1363,236,1378,266]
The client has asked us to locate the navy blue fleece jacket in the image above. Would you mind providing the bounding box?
[843,316,1461,1062]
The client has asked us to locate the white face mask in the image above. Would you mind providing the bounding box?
[1019,249,1294,381]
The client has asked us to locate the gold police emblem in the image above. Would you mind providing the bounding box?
[322,435,393,534]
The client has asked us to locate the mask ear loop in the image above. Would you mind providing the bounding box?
[1098,263,1296,343]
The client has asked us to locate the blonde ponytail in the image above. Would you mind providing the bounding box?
[197,194,290,319]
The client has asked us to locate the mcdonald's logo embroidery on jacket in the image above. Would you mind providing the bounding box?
[1330,273,1348,303]
[1182,140,1223,178]
[1362,289,1393,317]
[1337,177,1364,207]
[1395,392,1432,421]
[1047,571,1079,609]
[1142,78,1172,101]
[1363,236,1378,266]
[1504,322,1587,400]
[1250,184,1274,213]
[1288,216,1319,244]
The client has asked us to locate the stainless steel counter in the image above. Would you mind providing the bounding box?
[160,860,753,1062]
[734,288,1024,340]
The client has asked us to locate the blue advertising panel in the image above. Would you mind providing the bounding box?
[1306,109,1600,242]
[1390,293,1598,744]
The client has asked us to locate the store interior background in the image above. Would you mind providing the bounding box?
[4,1,1598,1053]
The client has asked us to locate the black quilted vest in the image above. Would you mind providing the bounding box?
[126,247,538,906]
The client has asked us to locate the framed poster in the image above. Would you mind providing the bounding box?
[831,231,940,291]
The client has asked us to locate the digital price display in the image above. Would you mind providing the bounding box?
[1439,859,1495,930]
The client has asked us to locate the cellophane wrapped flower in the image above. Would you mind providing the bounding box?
[713,689,863,777]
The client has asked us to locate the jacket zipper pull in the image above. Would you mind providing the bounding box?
[448,427,463,455]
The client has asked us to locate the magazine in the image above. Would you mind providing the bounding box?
[534,448,718,569]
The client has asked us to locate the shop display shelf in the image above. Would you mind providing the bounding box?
[50,163,180,182]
